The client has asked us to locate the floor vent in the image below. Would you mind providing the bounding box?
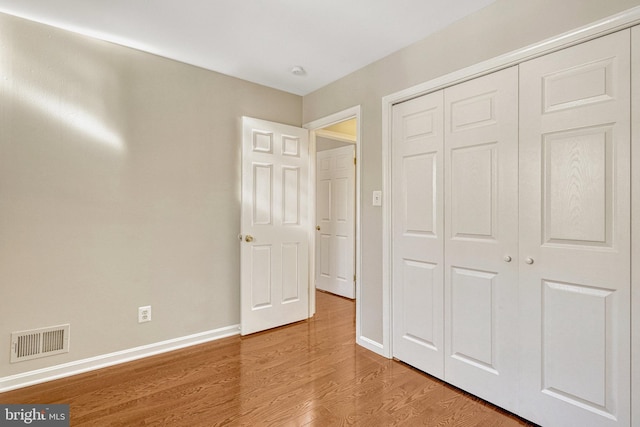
[10,324,70,363]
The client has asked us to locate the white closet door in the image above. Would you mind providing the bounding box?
[443,66,519,411]
[392,91,445,378]
[519,30,631,427]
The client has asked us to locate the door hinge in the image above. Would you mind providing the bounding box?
[353,274,356,283]
[354,157,357,165]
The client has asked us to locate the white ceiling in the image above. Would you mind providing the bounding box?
[0,0,496,96]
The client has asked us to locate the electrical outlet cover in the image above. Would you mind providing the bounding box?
[138,306,151,323]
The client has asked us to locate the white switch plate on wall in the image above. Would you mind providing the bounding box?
[372,190,382,206]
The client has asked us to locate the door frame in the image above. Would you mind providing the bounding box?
[304,105,363,344]
[381,7,640,359]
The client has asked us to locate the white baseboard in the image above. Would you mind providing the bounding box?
[0,324,240,393]
[357,335,385,357]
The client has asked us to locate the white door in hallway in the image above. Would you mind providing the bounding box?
[315,145,356,299]
[518,30,631,427]
[391,90,445,379]
[241,117,310,335]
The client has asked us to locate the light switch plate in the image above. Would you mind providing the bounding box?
[372,190,382,206]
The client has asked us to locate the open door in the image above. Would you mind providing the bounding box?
[240,117,310,335]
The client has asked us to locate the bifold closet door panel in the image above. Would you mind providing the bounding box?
[391,91,445,378]
[443,66,519,412]
[519,29,631,427]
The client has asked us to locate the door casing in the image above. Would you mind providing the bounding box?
[305,106,363,347]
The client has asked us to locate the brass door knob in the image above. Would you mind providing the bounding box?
[316,226,321,231]
[245,235,254,243]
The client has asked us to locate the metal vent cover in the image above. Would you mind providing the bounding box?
[10,324,70,363]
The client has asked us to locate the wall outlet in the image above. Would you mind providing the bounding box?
[138,306,151,323]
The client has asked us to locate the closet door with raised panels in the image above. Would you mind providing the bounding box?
[443,66,519,412]
[519,30,631,427]
[392,91,445,378]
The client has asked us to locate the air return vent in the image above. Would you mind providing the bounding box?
[10,324,70,363]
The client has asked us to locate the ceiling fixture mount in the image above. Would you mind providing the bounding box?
[290,66,306,76]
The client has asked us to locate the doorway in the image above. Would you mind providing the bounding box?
[304,106,362,345]
[314,120,356,299]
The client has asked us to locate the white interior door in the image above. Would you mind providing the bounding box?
[241,117,310,335]
[315,145,356,299]
[392,90,445,378]
[519,30,631,426]
[443,66,519,412]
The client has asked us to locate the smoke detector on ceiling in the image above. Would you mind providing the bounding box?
[290,66,306,76]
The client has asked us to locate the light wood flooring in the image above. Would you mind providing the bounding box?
[1,291,535,426]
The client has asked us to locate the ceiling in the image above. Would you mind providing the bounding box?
[0,0,496,96]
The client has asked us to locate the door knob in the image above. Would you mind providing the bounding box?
[245,235,254,243]
[525,257,534,265]
[316,226,321,231]
[503,255,512,262]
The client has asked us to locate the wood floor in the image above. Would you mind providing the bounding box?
[1,291,534,426]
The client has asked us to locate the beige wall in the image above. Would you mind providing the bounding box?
[0,12,301,376]
[316,136,353,152]
[303,0,640,345]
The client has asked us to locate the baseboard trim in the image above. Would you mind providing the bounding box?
[0,324,240,393]
[357,335,385,357]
